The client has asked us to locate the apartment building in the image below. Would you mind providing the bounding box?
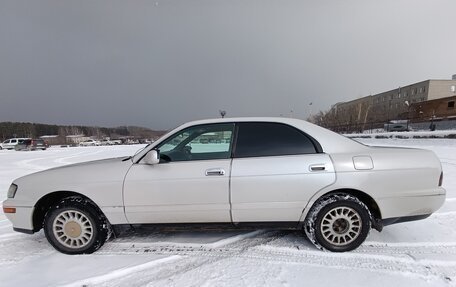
[327,77,456,129]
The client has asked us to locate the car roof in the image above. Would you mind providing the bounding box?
[181,117,322,126]
[7,138,31,140]
[139,117,366,156]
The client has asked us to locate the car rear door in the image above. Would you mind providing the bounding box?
[230,122,336,223]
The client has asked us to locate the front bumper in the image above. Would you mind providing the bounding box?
[13,227,34,234]
[2,204,35,233]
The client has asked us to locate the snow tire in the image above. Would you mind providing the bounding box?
[44,196,110,255]
[304,193,371,252]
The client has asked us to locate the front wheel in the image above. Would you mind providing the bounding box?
[44,197,110,254]
[304,193,371,252]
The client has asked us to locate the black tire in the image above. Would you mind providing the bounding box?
[304,193,371,252]
[44,196,110,255]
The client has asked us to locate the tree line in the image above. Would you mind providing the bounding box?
[0,122,165,141]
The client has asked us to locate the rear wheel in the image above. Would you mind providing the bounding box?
[44,197,110,254]
[305,193,371,252]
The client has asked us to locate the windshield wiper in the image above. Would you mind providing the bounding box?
[122,156,132,162]
[122,143,151,162]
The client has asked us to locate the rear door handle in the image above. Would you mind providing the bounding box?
[310,164,326,171]
[205,168,226,176]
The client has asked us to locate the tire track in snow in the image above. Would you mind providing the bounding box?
[97,231,456,285]
[99,230,268,255]
[359,241,456,255]
[61,256,181,287]
[53,149,105,165]
[0,233,22,239]
[248,246,455,283]
[60,231,275,287]
[93,231,282,286]
[99,239,456,261]
[12,148,109,172]
[14,157,53,170]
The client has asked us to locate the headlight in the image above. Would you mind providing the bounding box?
[7,184,17,198]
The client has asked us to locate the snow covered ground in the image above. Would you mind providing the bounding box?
[0,140,455,287]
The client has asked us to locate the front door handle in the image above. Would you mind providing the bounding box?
[205,168,226,176]
[310,164,326,171]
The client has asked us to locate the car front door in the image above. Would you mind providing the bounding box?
[123,123,235,224]
[7,139,16,149]
[230,122,336,223]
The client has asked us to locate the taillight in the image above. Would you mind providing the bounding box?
[439,172,443,186]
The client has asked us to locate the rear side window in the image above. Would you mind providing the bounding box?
[234,122,318,158]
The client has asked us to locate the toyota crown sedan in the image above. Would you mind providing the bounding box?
[3,118,445,254]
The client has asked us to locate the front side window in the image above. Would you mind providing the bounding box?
[157,123,234,162]
[234,122,318,158]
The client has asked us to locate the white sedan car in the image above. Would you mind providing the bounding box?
[79,139,100,147]
[3,118,445,254]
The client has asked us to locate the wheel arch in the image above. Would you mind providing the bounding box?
[300,188,383,231]
[32,190,106,232]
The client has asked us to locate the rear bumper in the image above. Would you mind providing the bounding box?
[377,190,446,220]
[382,214,431,227]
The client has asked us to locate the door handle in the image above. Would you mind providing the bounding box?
[310,164,326,171]
[205,168,226,176]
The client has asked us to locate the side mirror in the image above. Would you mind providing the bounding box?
[143,150,160,165]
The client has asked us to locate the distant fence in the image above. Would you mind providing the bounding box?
[324,117,456,134]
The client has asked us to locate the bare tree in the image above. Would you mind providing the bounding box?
[219,110,226,118]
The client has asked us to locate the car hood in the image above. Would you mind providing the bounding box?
[8,157,135,208]
[13,156,134,186]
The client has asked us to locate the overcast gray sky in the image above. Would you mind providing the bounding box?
[1,0,455,129]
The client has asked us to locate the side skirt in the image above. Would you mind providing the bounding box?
[112,221,300,235]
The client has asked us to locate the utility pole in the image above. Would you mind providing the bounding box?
[404,100,410,131]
